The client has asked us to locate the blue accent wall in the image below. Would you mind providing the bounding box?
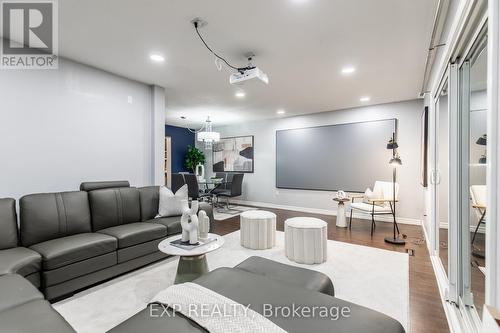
[165,125,195,173]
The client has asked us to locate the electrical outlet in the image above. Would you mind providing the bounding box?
[275,190,280,196]
[127,96,133,104]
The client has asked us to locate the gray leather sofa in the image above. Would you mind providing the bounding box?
[0,198,42,287]
[0,274,75,332]
[0,180,213,301]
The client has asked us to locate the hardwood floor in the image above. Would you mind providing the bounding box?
[212,206,450,333]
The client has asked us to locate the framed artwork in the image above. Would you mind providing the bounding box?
[212,136,254,173]
[420,106,429,187]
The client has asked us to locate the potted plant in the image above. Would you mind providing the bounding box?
[184,145,206,173]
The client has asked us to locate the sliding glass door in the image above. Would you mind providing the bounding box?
[435,78,450,277]
[458,26,488,322]
[428,1,492,329]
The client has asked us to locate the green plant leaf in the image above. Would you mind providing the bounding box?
[184,145,206,172]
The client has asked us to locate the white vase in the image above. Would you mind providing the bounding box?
[198,210,210,241]
[195,163,205,181]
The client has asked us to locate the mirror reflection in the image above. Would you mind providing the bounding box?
[437,80,449,276]
[469,45,487,316]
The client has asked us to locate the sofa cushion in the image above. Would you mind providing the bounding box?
[147,217,182,235]
[0,274,43,313]
[43,252,117,286]
[20,191,92,247]
[88,187,141,231]
[0,198,18,250]
[117,239,164,263]
[138,186,160,221]
[235,256,335,296]
[80,180,130,192]
[30,233,117,270]
[0,247,41,277]
[0,299,76,333]
[97,222,167,248]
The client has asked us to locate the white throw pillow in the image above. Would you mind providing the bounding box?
[362,188,375,204]
[158,185,188,217]
[363,188,385,206]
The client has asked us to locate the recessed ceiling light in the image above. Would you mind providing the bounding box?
[360,96,371,102]
[341,66,356,75]
[150,54,165,62]
[277,109,286,115]
[235,91,246,98]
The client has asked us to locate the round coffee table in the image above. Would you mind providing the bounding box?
[158,233,224,284]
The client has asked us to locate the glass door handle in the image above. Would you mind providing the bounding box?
[431,170,441,185]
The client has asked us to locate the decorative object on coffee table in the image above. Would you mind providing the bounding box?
[158,233,224,284]
[285,217,327,264]
[240,210,276,249]
[181,200,200,245]
[198,210,210,241]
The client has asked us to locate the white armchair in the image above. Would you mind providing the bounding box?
[349,181,399,236]
[470,185,486,245]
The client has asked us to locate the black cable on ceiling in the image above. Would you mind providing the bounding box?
[193,21,254,72]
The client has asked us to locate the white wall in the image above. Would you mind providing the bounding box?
[203,99,426,222]
[0,58,164,199]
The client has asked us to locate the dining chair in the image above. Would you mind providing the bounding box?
[216,173,244,212]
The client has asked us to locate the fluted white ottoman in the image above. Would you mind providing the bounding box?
[240,210,277,249]
[285,217,327,264]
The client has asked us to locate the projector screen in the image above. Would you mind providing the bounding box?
[276,119,397,192]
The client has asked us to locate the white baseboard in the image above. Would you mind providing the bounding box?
[439,222,486,234]
[229,199,422,226]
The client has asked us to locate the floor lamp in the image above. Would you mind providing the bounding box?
[385,132,405,245]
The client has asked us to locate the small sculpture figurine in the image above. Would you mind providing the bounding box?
[198,210,210,241]
[180,200,199,245]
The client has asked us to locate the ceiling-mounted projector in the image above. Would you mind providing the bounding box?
[230,67,269,85]
[192,18,269,85]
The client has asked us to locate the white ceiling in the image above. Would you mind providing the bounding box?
[59,0,437,127]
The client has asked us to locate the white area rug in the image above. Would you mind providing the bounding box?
[213,205,256,220]
[54,231,409,333]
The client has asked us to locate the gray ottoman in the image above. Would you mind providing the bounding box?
[234,256,335,296]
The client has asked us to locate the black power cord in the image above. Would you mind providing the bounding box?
[193,21,254,73]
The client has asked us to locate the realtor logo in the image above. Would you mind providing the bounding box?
[1,0,58,69]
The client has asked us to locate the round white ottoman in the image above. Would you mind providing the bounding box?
[285,217,328,264]
[240,210,277,249]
